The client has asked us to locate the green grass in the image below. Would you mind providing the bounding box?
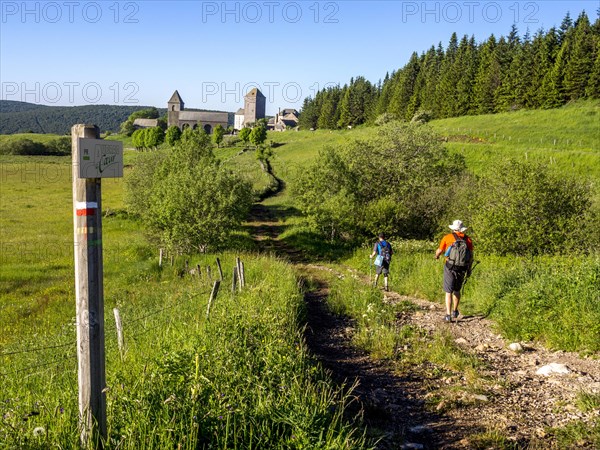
[1,253,368,448]
[0,154,369,448]
[1,100,599,446]
[429,99,600,182]
[219,146,273,195]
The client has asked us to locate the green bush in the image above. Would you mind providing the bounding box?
[0,137,71,156]
[125,132,253,253]
[293,121,465,241]
[165,125,182,146]
[470,160,594,256]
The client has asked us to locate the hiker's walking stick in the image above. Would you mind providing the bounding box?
[369,257,372,284]
[462,260,480,290]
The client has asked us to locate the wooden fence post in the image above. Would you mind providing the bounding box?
[232,267,238,293]
[206,281,221,319]
[196,264,202,280]
[240,261,246,289]
[236,257,242,291]
[206,266,212,280]
[159,249,163,268]
[216,258,224,281]
[113,308,125,360]
[72,124,107,447]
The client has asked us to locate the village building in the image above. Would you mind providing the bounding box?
[167,90,228,134]
[234,88,266,130]
[268,108,299,131]
[132,118,159,129]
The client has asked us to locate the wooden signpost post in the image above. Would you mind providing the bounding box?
[72,124,123,448]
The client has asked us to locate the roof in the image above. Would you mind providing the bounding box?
[281,108,298,116]
[178,111,228,122]
[245,88,265,98]
[282,113,299,122]
[133,118,159,127]
[168,90,184,104]
[235,108,245,115]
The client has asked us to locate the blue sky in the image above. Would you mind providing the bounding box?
[1,1,597,115]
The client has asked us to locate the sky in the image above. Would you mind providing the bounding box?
[1,0,597,115]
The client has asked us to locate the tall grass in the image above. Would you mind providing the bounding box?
[1,254,368,448]
[0,155,368,448]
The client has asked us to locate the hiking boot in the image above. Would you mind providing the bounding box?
[444,314,452,322]
[453,310,459,319]
[384,286,389,292]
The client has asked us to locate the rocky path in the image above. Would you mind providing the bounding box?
[308,264,600,449]
[246,194,599,449]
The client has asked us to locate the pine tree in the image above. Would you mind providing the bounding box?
[317,87,342,129]
[375,71,395,117]
[563,11,594,100]
[474,35,499,113]
[558,12,574,44]
[495,25,522,110]
[419,44,445,115]
[544,22,576,108]
[436,33,459,117]
[389,52,420,120]
[454,35,478,115]
[298,95,320,130]
[585,39,600,98]
[536,28,561,107]
[493,36,516,112]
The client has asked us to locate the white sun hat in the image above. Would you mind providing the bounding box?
[449,219,468,232]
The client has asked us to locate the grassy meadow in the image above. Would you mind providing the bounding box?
[429,99,600,185]
[1,99,599,446]
[0,154,368,448]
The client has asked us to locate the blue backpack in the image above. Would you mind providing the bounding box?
[377,241,392,263]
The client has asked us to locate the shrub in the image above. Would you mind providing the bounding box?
[239,127,251,146]
[374,112,399,126]
[125,132,253,253]
[411,109,433,124]
[0,137,70,156]
[293,121,465,241]
[165,125,182,146]
[470,160,593,256]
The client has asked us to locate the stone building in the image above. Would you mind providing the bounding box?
[132,118,159,129]
[167,90,228,134]
[234,88,266,130]
[268,108,299,131]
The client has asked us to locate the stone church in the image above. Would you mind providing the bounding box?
[167,90,229,134]
[234,88,266,130]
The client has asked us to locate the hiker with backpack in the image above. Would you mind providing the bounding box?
[370,233,393,292]
[435,220,474,322]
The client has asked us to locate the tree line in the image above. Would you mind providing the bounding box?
[299,11,600,129]
[0,101,166,135]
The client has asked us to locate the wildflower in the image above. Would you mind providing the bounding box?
[33,426,45,437]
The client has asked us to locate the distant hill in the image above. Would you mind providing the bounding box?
[0,101,234,134]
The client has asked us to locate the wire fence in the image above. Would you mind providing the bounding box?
[1,280,215,381]
[437,126,598,150]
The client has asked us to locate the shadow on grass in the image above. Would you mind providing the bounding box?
[280,230,355,262]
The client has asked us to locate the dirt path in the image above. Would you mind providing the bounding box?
[247,195,600,449]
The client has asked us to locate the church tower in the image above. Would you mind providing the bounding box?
[167,90,184,128]
[243,88,266,125]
